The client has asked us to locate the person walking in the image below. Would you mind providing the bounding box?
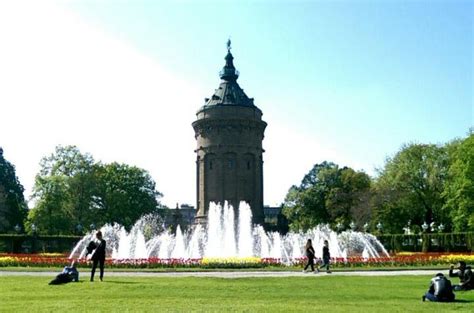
[317,240,331,273]
[87,230,106,282]
[303,239,316,273]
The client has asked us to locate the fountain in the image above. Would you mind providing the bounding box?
[69,201,389,262]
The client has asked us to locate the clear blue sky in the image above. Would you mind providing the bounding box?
[0,0,471,207]
[69,0,472,151]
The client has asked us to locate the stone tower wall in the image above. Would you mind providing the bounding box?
[193,105,266,224]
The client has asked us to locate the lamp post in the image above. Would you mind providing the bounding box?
[421,222,429,233]
[76,224,83,235]
[31,224,37,253]
[438,223,445,233]
[403,220,412,235]
[376,222,383,233]
[363,223,369,232]
[90,223,96,231]
[336,222,344,233]
[14,224,21,233]
[349,221,356,231]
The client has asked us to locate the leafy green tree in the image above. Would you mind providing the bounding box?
[28,145,163,234]
[0,148,28,233]
[372,143,448,233]
[27,175,72,235]
[443,133,474,231]
[325,167,371,227]
[28,145,96,234]
[282,162,371,231]
[94,162,162,230]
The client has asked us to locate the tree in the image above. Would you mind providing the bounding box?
[372,143,448,233]
[325,167,371,227]
[443,133,474,231]
[0,148,28,233]
[28,145,163,234]
[28,145,96,234]
[27,175,72,235]
[282,161,371,231]
[94,162,162,230]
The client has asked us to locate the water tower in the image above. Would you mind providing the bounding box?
[192,40,267,225]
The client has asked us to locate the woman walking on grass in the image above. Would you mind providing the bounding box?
[303,239,316,273]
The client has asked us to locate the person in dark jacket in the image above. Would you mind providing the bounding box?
[449,261,473,291]
[49,261,79,285]
[317,240,331,273]
[303,239,316,273]
[422,273,455,302]
[87,230,106,282]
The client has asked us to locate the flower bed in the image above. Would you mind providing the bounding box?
[1,253,473,269]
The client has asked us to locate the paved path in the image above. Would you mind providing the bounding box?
[0,270,443,279]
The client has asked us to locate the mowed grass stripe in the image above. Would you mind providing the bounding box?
[0,276,473,312]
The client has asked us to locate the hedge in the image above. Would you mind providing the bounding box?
[0,234,82,254]
[377,232,474,253]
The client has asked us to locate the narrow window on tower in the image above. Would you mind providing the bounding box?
[228,160,234,169]
[247,161,251,170]
[209,161,213,170]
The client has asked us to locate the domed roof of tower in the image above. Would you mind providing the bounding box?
[201,40,256,109]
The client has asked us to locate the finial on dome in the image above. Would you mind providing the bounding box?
[227,38,231,52]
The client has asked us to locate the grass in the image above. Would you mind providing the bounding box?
[0,275,473,312]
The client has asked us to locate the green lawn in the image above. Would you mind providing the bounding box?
[0,275,473,312]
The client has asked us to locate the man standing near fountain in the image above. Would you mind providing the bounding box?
[87,231,106,282]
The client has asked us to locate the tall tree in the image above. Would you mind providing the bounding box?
[28,145,163,234]
[282,162,371,231]
[372,143,448,233]
[0,148,28,233]
[29,145,96,234]
[443,133,474,231]
[94,162,162,230]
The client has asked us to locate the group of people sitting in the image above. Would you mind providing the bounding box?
[422,261,473,302]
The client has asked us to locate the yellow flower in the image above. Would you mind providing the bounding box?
[201,257,262,265]
[0,257,16,265]
[38,253,64,257]
[439,255,474,264]
[396,252,416,256]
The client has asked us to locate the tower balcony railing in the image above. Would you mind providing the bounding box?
[219,68,239,78]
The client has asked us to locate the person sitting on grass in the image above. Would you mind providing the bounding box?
[422,273,455,302]
[449,261,473,291]
[48,261,79,285]
[316,240,331,273]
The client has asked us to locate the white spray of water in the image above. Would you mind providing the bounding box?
[69,201,390,262]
